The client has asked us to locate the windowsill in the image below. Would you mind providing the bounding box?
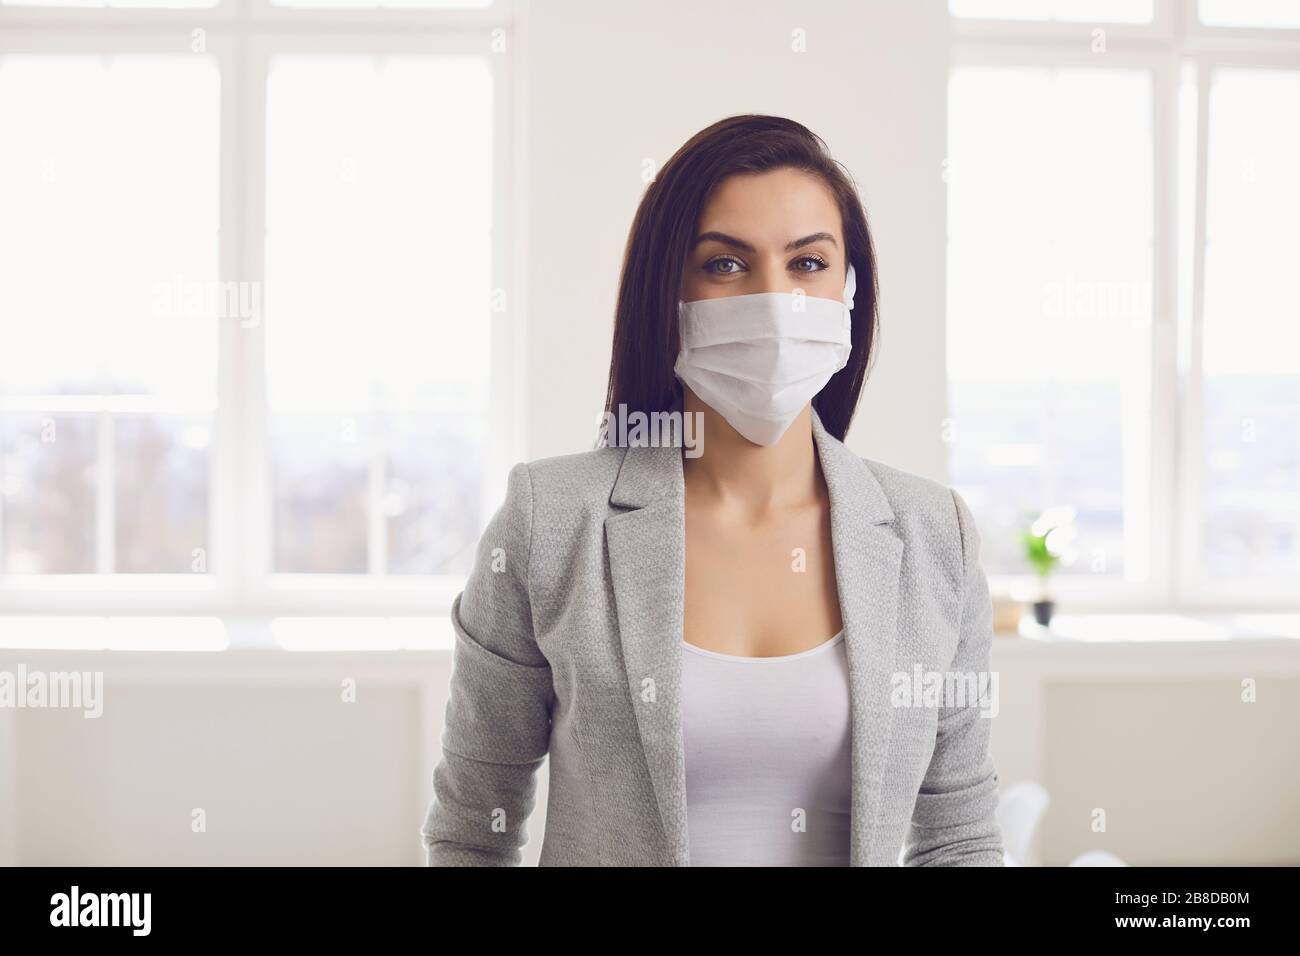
[0,615,455,653]
[0,611,1298,654]
[996,612,1300,643]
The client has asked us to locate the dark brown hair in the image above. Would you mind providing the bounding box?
[601,114,880,442]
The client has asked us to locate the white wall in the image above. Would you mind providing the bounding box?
[990,636,1300,866]
[523,0,953,481]
[0,646,445,866]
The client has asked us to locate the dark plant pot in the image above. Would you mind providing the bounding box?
[1032,599,1055,627]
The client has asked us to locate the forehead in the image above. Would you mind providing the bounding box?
[696,168,842,241]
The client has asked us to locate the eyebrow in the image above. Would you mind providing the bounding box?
[690,231,839,253]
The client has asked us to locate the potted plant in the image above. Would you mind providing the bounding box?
[1020,506,1077,627]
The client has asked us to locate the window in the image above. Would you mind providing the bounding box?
[947,1,1300,607]
[0,0,516,613]
[264,54,493,577]
[0,54,219,575]
[1196,68,1300,585]
[947,65,1154,583]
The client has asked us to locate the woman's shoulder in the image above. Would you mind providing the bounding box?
[501,445,628,512]
[855,455,976,570]
[858,455,960,517]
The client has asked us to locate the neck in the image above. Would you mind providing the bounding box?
[681,388,823,517]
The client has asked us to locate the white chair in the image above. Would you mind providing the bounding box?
[895,780,1067,865]
[1069,850,1128,866]
[995,780,1051,866]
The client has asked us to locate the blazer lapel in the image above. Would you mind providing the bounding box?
[811,409,905,865]
[605,438,689,865]
[603,407,903,866]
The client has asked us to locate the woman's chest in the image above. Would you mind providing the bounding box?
[681,504,844,657]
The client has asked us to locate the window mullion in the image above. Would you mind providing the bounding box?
[1148,52,1182,609]
[96,406,115,574]
[236,35,274,611]
[368,414,387,577]
[212,34,240,611]
[1176,57,1212,606]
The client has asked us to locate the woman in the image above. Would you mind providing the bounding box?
[421,115,1004,866]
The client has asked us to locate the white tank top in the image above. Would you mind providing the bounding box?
[680,630,852,866]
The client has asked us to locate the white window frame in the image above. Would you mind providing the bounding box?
[947,0,1300,612]
[0,0,524,615]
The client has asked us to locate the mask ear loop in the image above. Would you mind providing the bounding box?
[842,262,858,311]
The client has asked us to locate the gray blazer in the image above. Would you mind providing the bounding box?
[420,408,1004,866]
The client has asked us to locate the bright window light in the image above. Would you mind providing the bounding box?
[1199,69,1300,581]
[263,55,494,577]
[0,54,219,575]
[946,66,1154,581]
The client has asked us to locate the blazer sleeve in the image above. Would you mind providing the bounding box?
[902,488,1006,866]
[420,461,556,866]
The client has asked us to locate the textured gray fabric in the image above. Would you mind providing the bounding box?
[420,407,1005,866]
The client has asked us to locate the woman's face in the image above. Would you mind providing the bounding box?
[681,167,846,304]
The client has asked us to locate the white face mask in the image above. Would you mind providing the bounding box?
[673,263,856,445]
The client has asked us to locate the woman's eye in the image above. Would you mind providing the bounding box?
[791,256,828,273]
[705,258,744,275]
